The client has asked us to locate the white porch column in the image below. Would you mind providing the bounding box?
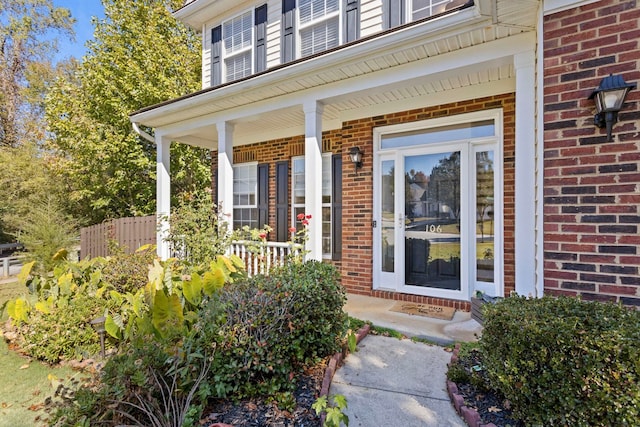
[156,134,171,260]
[217,122,234,226]
[514,50,538,297]
[303,101,324,260]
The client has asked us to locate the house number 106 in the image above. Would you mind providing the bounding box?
[429,225,442,233]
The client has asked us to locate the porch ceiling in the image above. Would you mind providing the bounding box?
[132,0,538,149]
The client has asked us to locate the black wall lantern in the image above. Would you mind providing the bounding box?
[349,146,364,173]
[588,74,635,141]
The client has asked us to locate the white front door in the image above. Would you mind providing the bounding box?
[372,110,504,300]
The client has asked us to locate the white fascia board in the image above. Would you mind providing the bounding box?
[173,0,233,30]
[544,0,599,15]
[130,6,488,126]
[156,31,534,138]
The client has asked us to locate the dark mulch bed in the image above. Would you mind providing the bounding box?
[452,349,525,427]
[200,360,327,427]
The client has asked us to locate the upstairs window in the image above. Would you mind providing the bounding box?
[211,5,267,86]
[223,11,253,81]
[383,0,469,29]
[299,0,340,57]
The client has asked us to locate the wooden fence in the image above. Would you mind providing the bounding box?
[80,215,156,259]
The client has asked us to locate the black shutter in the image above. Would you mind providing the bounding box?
[332,154,342,260]
[257,163,269,229]
[275,161,289,242]
[255,4,268,73]
[383,0,403,29]
[344,0,359,43]
[281,0,295,63]
[211,25,222,86]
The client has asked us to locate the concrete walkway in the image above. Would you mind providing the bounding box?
[327,294,482,426]
[329,335,465,426]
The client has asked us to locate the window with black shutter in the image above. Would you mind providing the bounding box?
[255,4,268,73]
[281,0,295,63]
[275,161,289,241]
[383,0,404,29]
[211,25,222,86]
[257,163,269,229]
[344,0,359,43]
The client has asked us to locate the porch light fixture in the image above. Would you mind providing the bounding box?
[349,146,364,173]
[90,316,106,358]
[588,74,636,142]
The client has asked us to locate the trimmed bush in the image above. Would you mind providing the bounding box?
[480,295,640,426]
[261,260,348,365]
[196,260,348,399]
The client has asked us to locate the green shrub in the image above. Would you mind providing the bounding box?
[102,243,156,293]
[162,191,233,268]
[194,260,347,400]
[261,260,348,364]
[18,293,103,363]
[480,295,640,426]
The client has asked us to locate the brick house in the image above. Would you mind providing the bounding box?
[130,0,639,310]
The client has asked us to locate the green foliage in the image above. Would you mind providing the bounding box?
[45,0,209,223]
[163,191,233,268]
[0,0,74,148]
[7,258,115,362]
[192,261,347,400]
[50,334,212,427]
[312,394,349,427]
[6,252,244,362]
[18,293,103,363]
[14,195,79,273]
[480,295,640,426]
[261,261,348,364]
[102,243,156,293]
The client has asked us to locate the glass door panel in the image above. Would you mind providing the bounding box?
[404,152,461,291]
[476,151,494,283]
[381,160,395,272]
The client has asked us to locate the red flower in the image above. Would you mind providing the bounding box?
[289,227,296,233]
[297,213,305,220]
[259,233,267,240]
[302,219,309,226]
[306,214,312,219]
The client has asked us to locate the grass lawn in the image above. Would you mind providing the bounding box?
[0,279,82,427]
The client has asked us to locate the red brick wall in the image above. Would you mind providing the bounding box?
[543,0,640,306]
[213,93,516,310]
[339,94,515,311]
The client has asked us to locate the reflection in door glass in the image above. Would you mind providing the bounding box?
[381,160,395,272]
[405,152,461,290]
[476,151,494,283]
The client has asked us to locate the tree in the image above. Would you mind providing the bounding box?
[0,0,74,147]
[46,0,211,224]
[426,152,461,219]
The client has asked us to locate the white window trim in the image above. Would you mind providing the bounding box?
[222,8,254,83]
[292,154,333,258]
[297,0,342,58]
[373,108,504,300]
[232,162,258,229]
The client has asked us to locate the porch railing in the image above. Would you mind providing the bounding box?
[227,241,303,277]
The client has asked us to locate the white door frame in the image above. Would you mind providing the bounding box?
[372,109,504,300]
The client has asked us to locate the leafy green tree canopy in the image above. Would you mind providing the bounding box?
[46,0,210,224]
[0,0,74,148]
